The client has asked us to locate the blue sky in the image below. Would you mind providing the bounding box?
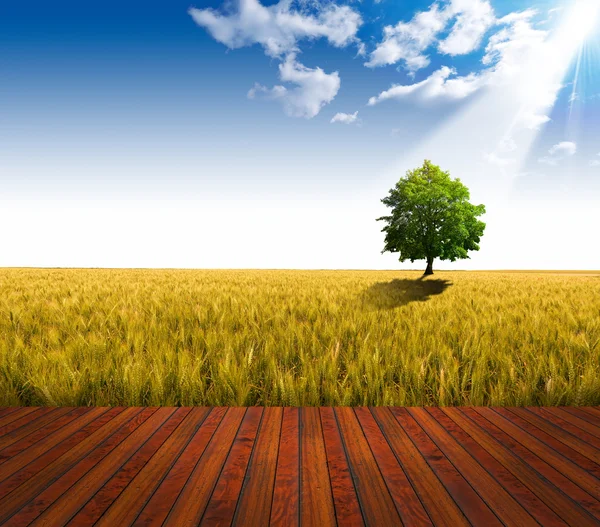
[1,0,599,269]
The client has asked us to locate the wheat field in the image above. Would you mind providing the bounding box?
[0,268,599,407]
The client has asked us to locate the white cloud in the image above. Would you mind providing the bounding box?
[368,66,483,105]
[189,0,362,58]
[248,54,340,118]
[365,3,448,70]
[330,111,359,124]
[439,0,495,56]
[366,0,494,71]
[589,160,600,167]
[482,9,547,79]
[538,141,577,165]
[549,141,577,156]
[367,8,552,118]
[520,112,551,130]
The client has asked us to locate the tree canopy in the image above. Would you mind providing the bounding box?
[377,160,486,275]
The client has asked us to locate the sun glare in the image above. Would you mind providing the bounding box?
[563,0,600,44]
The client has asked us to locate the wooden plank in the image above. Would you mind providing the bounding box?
[201,407,263,526]
[0,408,118,496]
[98,406,216,526]
[355,407,432,526]
[530,408,600,450]
[270,407,301,527]
[319,408,364,527]
[582,407,600,418]
[0,407,19,420]
[163,407,246,526]
[0,407,108,492]
[1,405,599,525]
[0,407,71,452]
[0,407,136,523]
[28,408,173,526]
[233,407,283,527]
[480,408,600,505]
[409,407,538,526]
[508,408,600,469]
[335,406,401,526]
[548,407,600,439]
[370,407,466,527]
[458,407,600,526]
[564,407,600,430]
[67,407,192,526]
[5,407,163,526]
[299,407,337,527]
[0,407,42,431]
[391,407,502,526]
[0,407,54,440]
[430,408,566,527]
[574,407,600,421]
[0,408,84,463]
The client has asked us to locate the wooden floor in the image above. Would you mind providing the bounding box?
[0,407,599,526]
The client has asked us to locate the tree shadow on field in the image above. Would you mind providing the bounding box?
[362,278,452,310]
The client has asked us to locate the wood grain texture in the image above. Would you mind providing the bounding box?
[409,407,537,526]
[319,407,364,527]
[100,406,216,526]
[0,407,131,523]
[563,407,600,432]
[550,407,600,438]
[355,407,432,526]
[506,408,600,472]
[233,407,282,526]
[67,407,192,526]
[0,407,83,463]
[0,407,58,445]
[0,406,598,526]
[458,407,599,526]
[201,407,263,526]
[9,407,164,526]
[0,407,39,430]
[391,407,502,526]
[270,407,300,527]
[163,407,246,526]
[371,407,467,527]
[335,406,401,526]
[300,407,336,527]
[478,408,600,510]
[430,407,567,527]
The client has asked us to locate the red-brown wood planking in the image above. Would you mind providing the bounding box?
[320,407,364,527]
[163,407,246,525]
[0,405,598,526]
[233,407,282,526]
[335,406,401,525]
[68,407,192,525]
[103,406,218,526]
[429,407,566,527]
[201,407,263,526]
[300,407,336,526]
[270,406,301,526]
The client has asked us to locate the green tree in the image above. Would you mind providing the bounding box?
[377,160,486,275]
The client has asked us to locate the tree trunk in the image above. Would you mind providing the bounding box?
[424,257,434,276]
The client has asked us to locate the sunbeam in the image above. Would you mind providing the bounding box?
[380,0,600,202]
[563,0,600,43]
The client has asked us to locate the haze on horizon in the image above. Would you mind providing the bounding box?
[1,0,599,270]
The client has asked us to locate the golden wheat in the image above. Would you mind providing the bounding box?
[0,268,598,406]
